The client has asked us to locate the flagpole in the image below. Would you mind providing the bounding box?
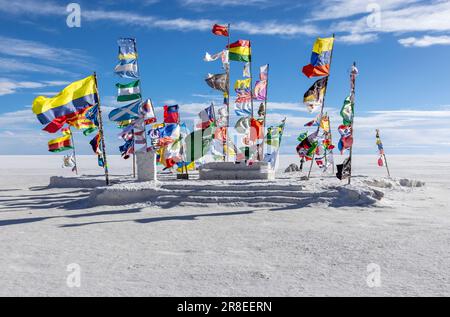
[69,126,78,175]
[307,34,335,180]
[225,23,231,163]
[93,72,110,186]
[260,64,269,161]
[327,113,336,175]
[376,129,391,178]
[248,44,255,162]
[348,61,357,185]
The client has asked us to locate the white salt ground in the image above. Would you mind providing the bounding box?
[0,155,449,296]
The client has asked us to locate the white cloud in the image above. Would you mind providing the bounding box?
[337,33,379,44]
[0,57,72,75]
[0,79,69,96]
[0,36,87,64]
[399,35,450,47]
[180,0,271,7]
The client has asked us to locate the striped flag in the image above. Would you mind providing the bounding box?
[48,135,73,153]
[116,80,141,102]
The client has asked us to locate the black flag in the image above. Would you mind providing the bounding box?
[336,157,351,180]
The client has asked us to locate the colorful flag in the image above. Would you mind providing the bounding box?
[205,73,228,92]
[89,133,102,155]
[32,75,98,126]
[302,37,334,78]
[140,99,157,125]
[109,100,141,122]
[340,96,354,126]
[204,51,227,63]
[48,135,73,153]
[304,114,321,127]
[338,124,353,154]
[198,104,215,129]
[250,118,264,142]
[164,105,180,124]
[212,24,229,37]
[260,64,269,81]
[116,80,141,102]
[303,77,328,113]
[85,105,99,127]
[228,40,251,63]
[254,80,267,102]
[184,126,215,162]
[120,139,134,160]
[320,114,331,133]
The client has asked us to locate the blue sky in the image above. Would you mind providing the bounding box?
[1,0,450,156]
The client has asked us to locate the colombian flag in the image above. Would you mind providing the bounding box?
[228,40,251,63]
[302,37,334,78]
[33,75,98,126]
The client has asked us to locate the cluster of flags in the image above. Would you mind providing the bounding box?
[298,37,336,174]
[109,38,156,160]
[32,75,106,173]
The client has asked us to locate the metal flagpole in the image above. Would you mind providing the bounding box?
[69,126,78,175]
[348,62,357,185]
[93,72,110,186]
[247,42,255,162]
[307,34,336,180]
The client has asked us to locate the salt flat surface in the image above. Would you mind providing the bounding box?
[0,155,449,296]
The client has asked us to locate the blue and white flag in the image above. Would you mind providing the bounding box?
[118,38,137,60]
[234,101,252,116]
[85,105,99,127]
[108,100,141,122]
[115,59,139,79]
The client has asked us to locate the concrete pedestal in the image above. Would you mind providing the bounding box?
[136,150,157,182]
[199,162,275,180]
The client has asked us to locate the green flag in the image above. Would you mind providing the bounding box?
[184,126,215,162]
[116,80,141,102]
[340,96,354,126]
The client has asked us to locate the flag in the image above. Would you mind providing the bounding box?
[228,40,251,62]
[133,119,147,152]
[338,125,353,154]
[340,96,354,126]
[204,51,227,63]
[264,119,286,168]
[115,60,139,79]
[109,100,141,122]
[48,135,73,153]
[85,105,99,127]
[303,77,328,113]
[205,73,228,92]
[296,132,319,160]
[184,126,215,162]
[320,115,330,133]
[198,104,215,129]
[250,118,264,142]
[177,161,196,173]
[62,154,77,172]
[254,80,267,101]
[164,105,180,124]
[243,63,251,78]
[89,133,102,155]
[234,78,252,116]
[336,157,351,180]
[140,99,156,125]
[118,38,137,60]
[120,139,134,160]
[297,132,308,142]
[302,37,334,78]
[351,64,359,92]
[260,64,269,81]
[33,75,98,126]
[235,117,251,134]
[116,80,141,102]
[212,24,229,37]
